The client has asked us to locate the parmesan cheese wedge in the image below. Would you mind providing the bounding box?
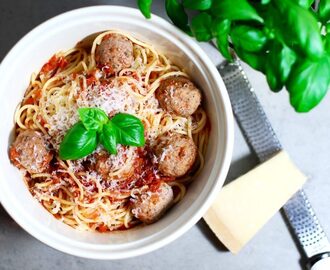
[203,150,307,254]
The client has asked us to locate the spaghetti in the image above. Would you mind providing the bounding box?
[12,30,209,232]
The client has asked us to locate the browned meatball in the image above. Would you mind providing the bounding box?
[154,133,197,177]
[93,148,136,180]
[131,182,174,224]
[9,130,53,174]
[95,33,134,74]
[155,76,201,117]
[94,150,112,179]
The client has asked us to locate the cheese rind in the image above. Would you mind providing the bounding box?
[203,151,307,254]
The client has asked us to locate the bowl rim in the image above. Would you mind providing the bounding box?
[0,5,234,259]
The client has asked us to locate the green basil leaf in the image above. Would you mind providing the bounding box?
[212,18,232,60]
[292,0,314,8]
[111,113,145,147]
[274,0,324,59]
[327,23,330,34]
[59,122,98,160]
[260,3,286,50]
[231,25,268,52]
[211,0,264,23]
[286,56,330,112]
[325,34,330,51]
[99,123,118,155]
[262,3,283,34]
[211,18,230,37]
[261,0,271,4]
[165,0,191,34]
[266,68,282,92]
[138,0,153,19]
[78,107,109,132]
[319,0,330,23]
[266,42,297,92]
[183,0,212,10]
[235,47,265,72]
[191,13,213,41]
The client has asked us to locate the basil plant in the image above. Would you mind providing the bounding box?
[138,0,330,112]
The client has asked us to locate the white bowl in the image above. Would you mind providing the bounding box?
[0,6,233,259]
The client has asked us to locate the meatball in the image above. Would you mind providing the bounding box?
[94,150,112,179]
[9,130,53,174]
[95,33,134,74]
[155,76,201,117]
[131,182,174,224]
[93,147,136,180]
[154,133,197,177]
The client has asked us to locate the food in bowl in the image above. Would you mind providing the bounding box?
[8,30,210,232]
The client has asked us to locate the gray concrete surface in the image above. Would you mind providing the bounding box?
[1,1,330,269]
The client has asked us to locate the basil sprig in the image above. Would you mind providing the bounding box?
[138,0,153,18]
[99,114,145,154]
[59,122,98,160]
[319,0,330,22]
[78,108,108,132]
[137,0,330,112]
[59,108,145,160]
[165,0,191,34]
[211,18,232,60]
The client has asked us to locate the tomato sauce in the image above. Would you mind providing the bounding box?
[40,55,68,75]
[118,147,174,191]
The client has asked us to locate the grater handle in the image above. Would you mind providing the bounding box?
[308,252,330,270]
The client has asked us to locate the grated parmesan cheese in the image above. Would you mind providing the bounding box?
[44,79,143,149]
[160,145,173,162]
[77,82,136,116]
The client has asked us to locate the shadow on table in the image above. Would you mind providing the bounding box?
[0,205,18,228]
[196,219,228,251]
[196,153,259,252]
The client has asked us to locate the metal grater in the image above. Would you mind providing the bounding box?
[217,59,330,269]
